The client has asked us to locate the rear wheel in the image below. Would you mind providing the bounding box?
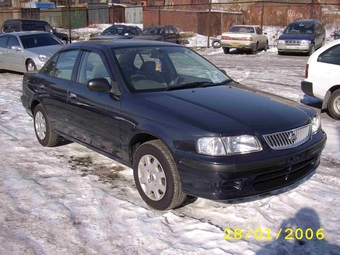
[309,45,315,56]
[223,47,229,54]
[26,60,37,72]
[133,140,187,210]
[328,90,340,120]
[252,42,259,54]
[34,104,59,147]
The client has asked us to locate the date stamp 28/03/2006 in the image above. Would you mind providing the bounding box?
[223,228,325,241]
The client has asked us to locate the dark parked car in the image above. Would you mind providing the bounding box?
[90,25,142,41]
[1,19,68,43]
[134,25,183,44]
[277,19,325,55]
[21,40,326,210]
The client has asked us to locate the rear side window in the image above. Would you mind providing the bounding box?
[318,44,340,65]
[0,36,8,48]
[43,50,79,80]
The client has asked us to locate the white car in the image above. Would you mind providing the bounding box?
[220,25,268,54]
[301,39,340,120]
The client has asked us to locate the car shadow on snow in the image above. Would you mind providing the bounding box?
[256,207,340,255]
[300,94,336,121]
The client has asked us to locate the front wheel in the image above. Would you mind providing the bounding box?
[223,47,229,54]
[328,90,340,120]
[26,60,37,72]
[133,140,187,210]
[34,104,59,147]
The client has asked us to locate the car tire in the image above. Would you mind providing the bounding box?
[212,39,221,48]
[26,60,37,72]
[133,140,187,210]
[223,47,229,54]
[264,41,268,51]
[328,90,340,120]
[309,45,315,56]
[33,104,59,147]
[252,42,259,54]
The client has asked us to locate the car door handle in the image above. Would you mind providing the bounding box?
[69,92,77,99]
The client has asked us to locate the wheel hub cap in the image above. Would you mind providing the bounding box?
[138,154,166,201]
[334,96,340,115]
[35,111,47,140]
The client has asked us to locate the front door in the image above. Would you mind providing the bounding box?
[68,50,122,158]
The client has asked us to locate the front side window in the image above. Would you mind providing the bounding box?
[43,50,79,80]
[113,46,230,92]
[318,45,340,65]
[7,36,20,48]
[77,51,111,84]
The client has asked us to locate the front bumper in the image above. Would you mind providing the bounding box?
[277,44,312,53]
[175,131,326,201]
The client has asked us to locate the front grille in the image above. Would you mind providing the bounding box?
[285,40,301,45]
[263,125,311,150]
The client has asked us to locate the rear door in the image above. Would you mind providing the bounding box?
[6,35,24,72]
[0,35,9,69]
[37,49,79,134]
[67,48,122,158]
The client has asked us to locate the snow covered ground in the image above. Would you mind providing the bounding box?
[0,38,340,254]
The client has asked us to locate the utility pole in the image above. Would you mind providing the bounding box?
[207,0,211,48]
[67,0,72,43]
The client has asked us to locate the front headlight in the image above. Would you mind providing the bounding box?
[38,55,47,62]
[197,137,226,156]
[278,40,285,45]
[311,114,321,134]
[197,135,262,156]
[222,135,262,155]
[300,40,311,46]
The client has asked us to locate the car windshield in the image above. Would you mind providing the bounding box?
[113,46,231,92]
[284,22,314,34]
[20,33,62,49]
[228,26,254,33]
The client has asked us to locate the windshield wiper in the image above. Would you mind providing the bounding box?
[166,81,214,91]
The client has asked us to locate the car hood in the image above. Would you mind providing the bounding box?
[26,44,64,56]
[279,33,314,41]
[138,84,314,136]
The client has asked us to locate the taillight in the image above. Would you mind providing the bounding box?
[242,37,252,41]
[221,36,230,40]
[305,64,309,78]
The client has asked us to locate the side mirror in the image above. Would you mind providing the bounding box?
[11,46,22,51]
[87,78,111,92]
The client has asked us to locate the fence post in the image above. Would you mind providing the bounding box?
[67,0,71,43]
[158,6,161,25]
[260,1,264,30]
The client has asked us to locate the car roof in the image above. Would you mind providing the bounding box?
[62,39,182,50]
[3,19,48,23]
[0,31,51,36]
[291,19,320,23]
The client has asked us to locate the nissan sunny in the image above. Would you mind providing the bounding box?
[21,40,326,210]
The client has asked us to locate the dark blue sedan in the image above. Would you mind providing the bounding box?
[21,40,326,210]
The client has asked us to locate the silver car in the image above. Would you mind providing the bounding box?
[0,31,64,73]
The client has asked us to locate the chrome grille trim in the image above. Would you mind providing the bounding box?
[263,124,311,150]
